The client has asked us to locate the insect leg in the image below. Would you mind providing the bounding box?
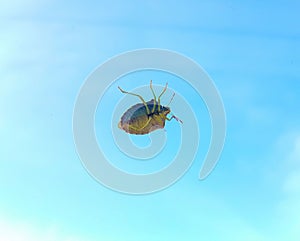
[118,86,150,114]
[165,115,183,124]
[158,82,168,111]
[149,80,157,113]
[129,117,153,132]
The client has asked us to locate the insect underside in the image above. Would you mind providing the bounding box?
[118,80,182,135]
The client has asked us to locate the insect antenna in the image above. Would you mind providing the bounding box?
[166,93,183,124]
[166,93,175,107]
[149,80,157,112]
[158,82,168,110]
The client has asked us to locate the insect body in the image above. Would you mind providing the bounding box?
[118,80,182,135]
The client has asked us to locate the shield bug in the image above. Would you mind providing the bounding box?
[118,80,183,135]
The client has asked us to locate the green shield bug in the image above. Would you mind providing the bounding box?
[118,80,183,135]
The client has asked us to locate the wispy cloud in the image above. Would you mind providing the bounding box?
[273,132,300,240]
[0,1,44,16]
[0,216,96,241]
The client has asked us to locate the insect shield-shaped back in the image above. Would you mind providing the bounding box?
[118,80,183,135]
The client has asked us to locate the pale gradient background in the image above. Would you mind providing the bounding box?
[1,1,300,241]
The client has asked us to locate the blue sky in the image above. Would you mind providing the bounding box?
[1,0,300,240]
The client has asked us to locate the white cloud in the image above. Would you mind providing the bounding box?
[282,135,300,194]
[0,1,45,16]
[283,170,300,194]
[289,136,300,163]
[274,133,300,240]
[0,216,95,241]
